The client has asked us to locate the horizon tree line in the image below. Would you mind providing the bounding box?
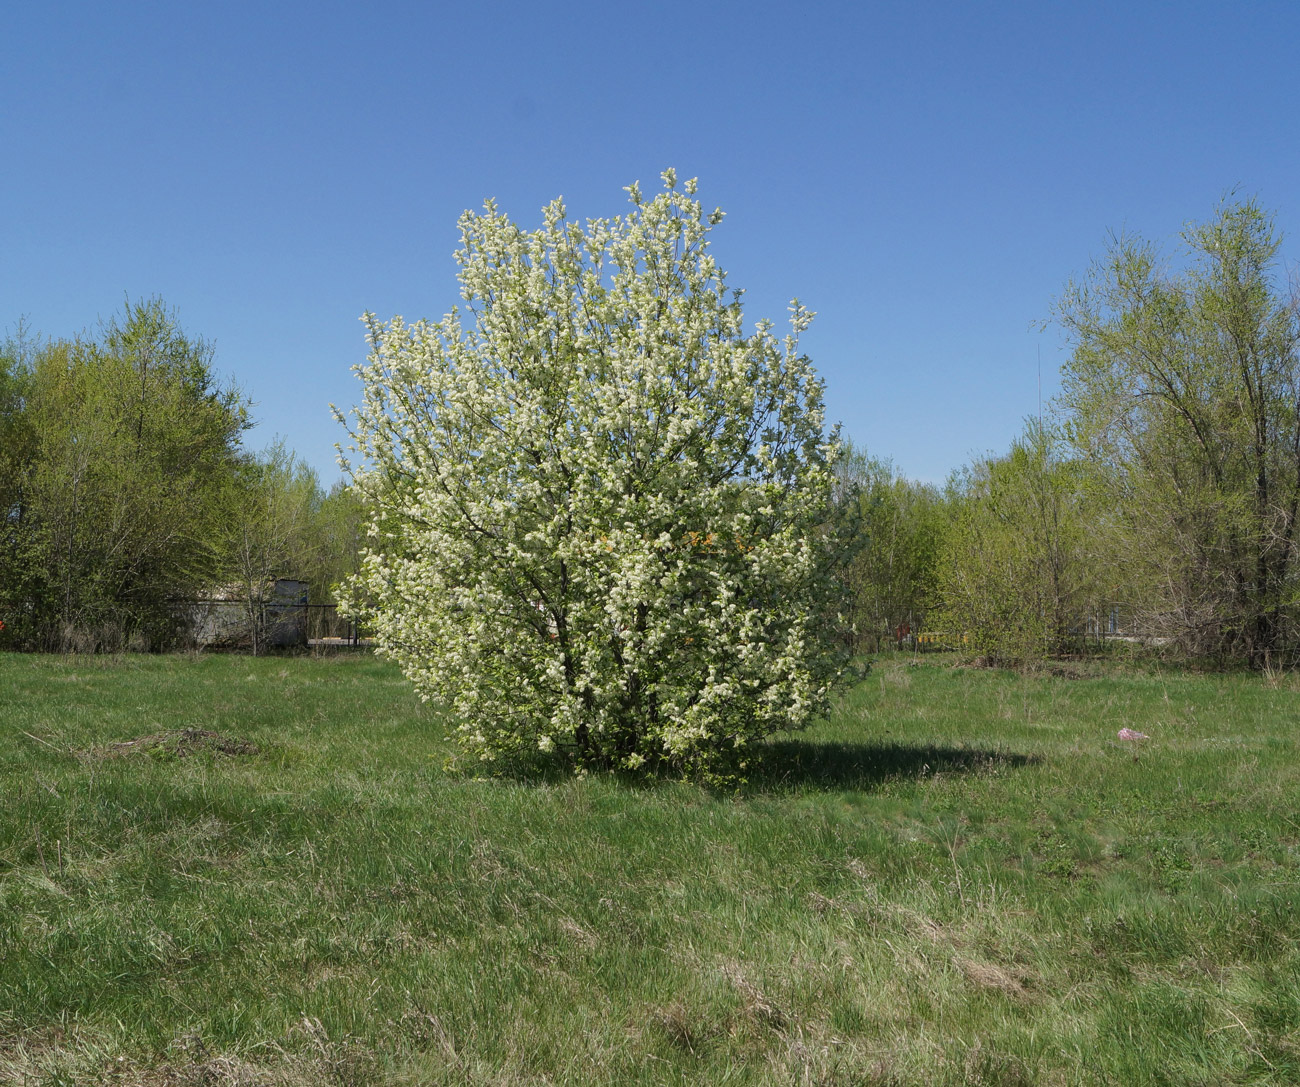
[0,298,362,653]
[3,198,1297,671]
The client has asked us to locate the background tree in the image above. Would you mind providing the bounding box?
[310,480,366,604]
[0,300,250,650]
[1057,201,1300,665]
[342,170,848,774]
[217,441,323,654]
[933,422,1099,666]
[0,332,38,646]
[834,442,945,649]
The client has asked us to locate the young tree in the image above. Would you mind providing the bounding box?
[2,300,250,650]
[341,170,847,773]
[933,422,1098,666]
[310,480,366,603]
[834,443,945,649]
[0,333,38,646]
[218,441,322,655]
[1057,201,1300,665]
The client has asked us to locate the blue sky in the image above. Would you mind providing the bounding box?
[4,1,1297,485]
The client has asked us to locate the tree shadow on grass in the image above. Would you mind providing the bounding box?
[486,738,1039,794]
[740,739,1040,794]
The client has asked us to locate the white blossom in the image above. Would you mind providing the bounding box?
[340,173,848,773]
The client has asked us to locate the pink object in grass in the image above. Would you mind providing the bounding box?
[1117,728,1149,741]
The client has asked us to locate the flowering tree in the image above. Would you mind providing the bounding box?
[340,170,847,772]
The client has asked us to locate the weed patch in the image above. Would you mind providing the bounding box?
[96,728,260,760]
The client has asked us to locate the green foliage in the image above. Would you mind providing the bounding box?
[0,333,38,641]
[834,442,946,648]
[1057,199,1300,666]
[211,443,367,651]
[311,479,366,604]
[1,303,370,654]
[214,441,324,653]
[0,300,251,650]
[934,422,1099,666]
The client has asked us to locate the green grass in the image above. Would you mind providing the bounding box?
[2,651,1299,1085]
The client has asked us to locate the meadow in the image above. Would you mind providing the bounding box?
[1,651,1298,1086]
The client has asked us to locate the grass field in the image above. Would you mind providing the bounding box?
[2,651,1299,1085]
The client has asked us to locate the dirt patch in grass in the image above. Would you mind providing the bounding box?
[1047,663,1090,680]
[97,729,259,760]
[955,957,1038,1002]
